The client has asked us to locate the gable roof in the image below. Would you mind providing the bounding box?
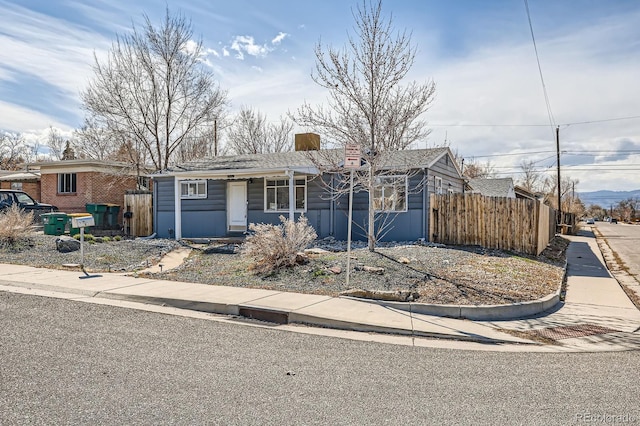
[468,177,515,198]
[155,147,457,179]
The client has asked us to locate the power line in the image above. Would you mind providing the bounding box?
[563,115,640,127]
[429,115,640,128]
[464,149,640,160]
[524,0,556,134]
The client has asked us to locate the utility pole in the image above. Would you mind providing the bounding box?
[556,126,561,225]
[214,119,218,157]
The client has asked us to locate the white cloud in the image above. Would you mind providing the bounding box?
[0,2,111,132]
[272,32,288,45]
[230,35,270,60]
[0,100,70,134]
[416,9,640,191]
[182,39,200,56]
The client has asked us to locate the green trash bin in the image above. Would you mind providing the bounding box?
[42,212,68,235]
[85,203,108,228]
[105,204,120,229]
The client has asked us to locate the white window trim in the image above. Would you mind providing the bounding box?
[435,176,443,195]
[263,177,307,213]
[180,180,207,199]
[373,175,408,213]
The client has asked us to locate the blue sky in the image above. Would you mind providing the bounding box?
[1,0,639,192]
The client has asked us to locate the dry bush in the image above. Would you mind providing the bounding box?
[0,204,35,247]
[242,215,317,274]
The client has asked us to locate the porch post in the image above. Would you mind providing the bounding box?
[174,177,182,240]
[288,170,295,221]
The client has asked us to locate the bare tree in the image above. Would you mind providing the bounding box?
[73,116,121,161]
[0,132,27,170]
[46,126,66,161]
[542,175,580,213]
[616,197,639,222]
[81,9,228,171]
[585,204,606,220]
[462,159,497,179]
[517,159,543,192]
[226,107,293,154]
[292,0,436,250]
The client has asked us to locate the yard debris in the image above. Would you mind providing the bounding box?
[341,288,420,302]
[356,265,385,274]
[398,257,411,264]
[304,247,330,255]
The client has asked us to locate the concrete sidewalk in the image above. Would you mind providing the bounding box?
[1,231,639,352]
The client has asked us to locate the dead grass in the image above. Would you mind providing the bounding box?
[0,205,35,248]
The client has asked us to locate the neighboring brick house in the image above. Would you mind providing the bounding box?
[0,171,42,200]
[36,160,145,225]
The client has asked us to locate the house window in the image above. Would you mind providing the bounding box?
[180,180,207,199]
[435,176,443,195]
[10,182,22,190]
[137,176,150,190]
[58,173,77,193]
[373,175,407,212]
[265,178,306,212]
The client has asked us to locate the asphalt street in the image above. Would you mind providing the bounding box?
[595,222,640,281]
[2,292,639,425]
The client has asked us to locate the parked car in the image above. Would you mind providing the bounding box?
[0,189,58,219]
[585,218,595,224]
[610,218,618,224]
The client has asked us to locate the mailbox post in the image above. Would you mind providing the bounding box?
[71,215,101,278]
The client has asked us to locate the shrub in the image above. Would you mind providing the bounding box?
[73,233,95,242]
[242,215,317,274]
[114,235,122,241]
[0,205,35,247]
[102,236,111,242]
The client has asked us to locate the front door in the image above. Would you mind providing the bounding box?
[227,181,247,232]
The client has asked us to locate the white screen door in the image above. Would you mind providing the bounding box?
[227,181,247,232]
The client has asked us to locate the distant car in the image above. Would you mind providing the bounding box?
[586,218,595,224]
[0,189,58,220]
[610,218,618,224]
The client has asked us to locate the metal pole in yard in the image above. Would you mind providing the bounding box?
[346,170,354,287]
[556,126,562,226]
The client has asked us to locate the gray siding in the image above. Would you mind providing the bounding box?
[153,157,463,242]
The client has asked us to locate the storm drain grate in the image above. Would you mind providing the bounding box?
[533,324,621,340]
[238,307,289,325]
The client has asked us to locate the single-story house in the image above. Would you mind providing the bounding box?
[151,144,464,242]
[468,177,516,198]
[34,159,147,225]
[514,185,541,201]
[0,170,41,200]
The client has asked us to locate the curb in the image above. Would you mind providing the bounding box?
[94,292,517,344]
[340,266,566,321]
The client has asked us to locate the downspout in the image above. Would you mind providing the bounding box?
[422,168,428,241]
[174,177,182,240]
[330,174,334,236]
[287,169,295,221]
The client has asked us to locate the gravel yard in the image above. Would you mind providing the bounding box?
[0,233,568,306]
[0,233,181,272]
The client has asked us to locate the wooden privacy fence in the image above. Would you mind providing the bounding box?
[123,190,153,237]
[430,194,556,255]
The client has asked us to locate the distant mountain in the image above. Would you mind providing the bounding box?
[577,189,640,208]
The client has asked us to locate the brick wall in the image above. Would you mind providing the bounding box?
[0,181,41,200]
[40,172,138,225]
